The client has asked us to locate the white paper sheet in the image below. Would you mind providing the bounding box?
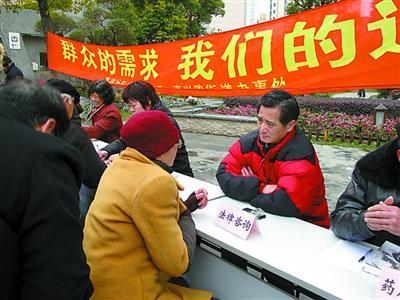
[172,172,225,201]
[322,240,373,272]
[91,139,109,151]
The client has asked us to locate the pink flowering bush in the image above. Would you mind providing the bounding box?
[202,106,399,141]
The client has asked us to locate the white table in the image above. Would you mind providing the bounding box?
[186,197,379,299]
[172,172,225,201]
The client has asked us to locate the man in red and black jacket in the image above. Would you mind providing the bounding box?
[216,90,330,228]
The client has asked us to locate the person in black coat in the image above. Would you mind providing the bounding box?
[46,79,106,223]
[331,126,400,246]
[2,56,24,83]
[98,81,194,177]
[0,80,92,299]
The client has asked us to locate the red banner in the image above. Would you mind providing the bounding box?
[48,0,400,96]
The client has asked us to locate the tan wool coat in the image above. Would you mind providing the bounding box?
[83,147,211,300]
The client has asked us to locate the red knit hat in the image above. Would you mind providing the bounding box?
[120,110,180,159]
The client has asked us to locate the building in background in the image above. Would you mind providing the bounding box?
[207,0,247,33]
[261,0,292,21]
[207,0,292,33]
[0,8,48,81]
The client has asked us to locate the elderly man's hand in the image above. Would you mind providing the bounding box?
[364,196,400,236]
[262,184,277,194]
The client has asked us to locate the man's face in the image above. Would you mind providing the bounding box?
[257,105,296,144]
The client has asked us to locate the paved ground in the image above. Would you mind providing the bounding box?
[331,92,378,98]
[183,131,369,213]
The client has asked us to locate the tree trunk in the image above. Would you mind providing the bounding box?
[38,0,52,37]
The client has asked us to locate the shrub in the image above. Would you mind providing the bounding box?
[223,95,400,118]
[377,89,400,100]
[223,96,259,107]
[201,106,400,142]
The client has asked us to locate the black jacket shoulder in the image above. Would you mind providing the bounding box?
[61,122,106,188]
[0,117,93,299]
[356,140,400,189]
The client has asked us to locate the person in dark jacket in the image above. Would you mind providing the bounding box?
[0,80,92,299]
[98,81,194,177]
[83,79,122,143]
[216,90,330,228]
[2,55,24,83]
[331,127,400,246]
[46,79,106,223]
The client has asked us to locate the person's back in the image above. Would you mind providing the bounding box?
[45,78,107,223]
[0,117,93,299]
[83,111,211,299]
[0,81,92,299]
[61,121,106,188]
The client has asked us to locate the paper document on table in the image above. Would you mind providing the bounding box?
[172,172,225,201]
[91,139,108,151]
[362,241,400,277]
[323,240,373,272]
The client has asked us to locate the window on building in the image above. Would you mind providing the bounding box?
[39,52,48,69]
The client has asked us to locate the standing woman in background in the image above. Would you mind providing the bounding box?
[83,79,122,143]
[98,81,194,177]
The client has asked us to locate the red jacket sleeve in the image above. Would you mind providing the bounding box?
[216,140,262,201]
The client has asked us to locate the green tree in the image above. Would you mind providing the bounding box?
[69,0,138,46]
[1,0,93,36]
[34,12,77,36]
[286,0,338,14]
[71,0,224,46]
[135,1,188,44]
[180,0,225,37]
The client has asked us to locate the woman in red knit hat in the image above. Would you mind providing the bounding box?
[83,110,212,300]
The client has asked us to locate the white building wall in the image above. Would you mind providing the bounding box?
[207,0,246,33]
[245,0,256,26]
[264,0,292,21]
[207,0,292,33]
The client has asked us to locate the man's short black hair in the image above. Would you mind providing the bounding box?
[0,80,70,136]
[257,90,300,125]
[88,79,115,104]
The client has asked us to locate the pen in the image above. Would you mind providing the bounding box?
[359,248,373,263]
